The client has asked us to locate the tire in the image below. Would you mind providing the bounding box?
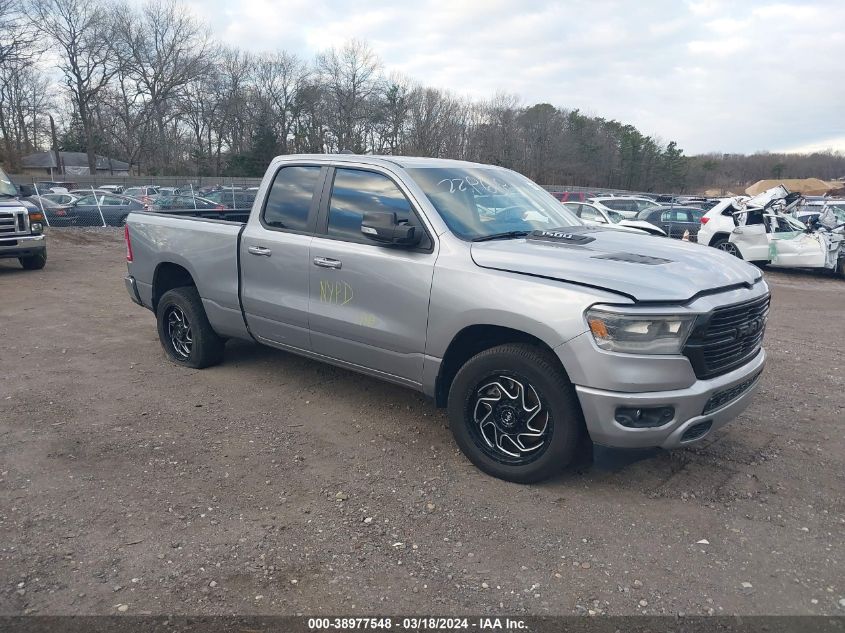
[712,236,743,259]
[156,286,224,369]
[19,251,47,270]
[447,343,583,483]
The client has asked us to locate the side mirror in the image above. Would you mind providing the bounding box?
[361,211,422,247]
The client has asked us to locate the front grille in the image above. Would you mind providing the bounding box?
[0,210,27,236]
[684,294,769,379]
[702,370,763,414]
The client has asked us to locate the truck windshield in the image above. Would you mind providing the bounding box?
[406,167,580,240]
[0,166,17,197]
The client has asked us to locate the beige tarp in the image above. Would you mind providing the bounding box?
[745,178,832,196]
[703,188,738,197]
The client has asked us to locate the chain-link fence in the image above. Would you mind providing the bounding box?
[11,175,262,228]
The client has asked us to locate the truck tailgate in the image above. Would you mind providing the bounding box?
[126,212,249,339]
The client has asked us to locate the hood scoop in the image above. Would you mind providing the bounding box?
[592,252,672,265]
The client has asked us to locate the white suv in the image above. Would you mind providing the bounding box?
[697,197,747,250]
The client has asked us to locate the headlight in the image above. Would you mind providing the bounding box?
[585,308,696,355]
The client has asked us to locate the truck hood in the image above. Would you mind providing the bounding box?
[470,227,762,303]
[0,197,36,211]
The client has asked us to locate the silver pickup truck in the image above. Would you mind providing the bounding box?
[125,155,768,483]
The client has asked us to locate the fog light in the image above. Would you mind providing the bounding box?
[615,406,675,428]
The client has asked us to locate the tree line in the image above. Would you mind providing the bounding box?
[2,0,844,192]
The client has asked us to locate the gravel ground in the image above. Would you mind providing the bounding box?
[1,229,843,617]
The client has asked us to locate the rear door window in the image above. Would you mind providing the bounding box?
[262,165,323,231]
[662,209,690,222]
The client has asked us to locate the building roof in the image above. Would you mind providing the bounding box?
[21,151,130,171]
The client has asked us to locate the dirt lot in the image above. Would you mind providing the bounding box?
[1,229,843,617]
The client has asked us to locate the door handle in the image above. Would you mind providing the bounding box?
[248,245,272,257]
[313,256,342,269]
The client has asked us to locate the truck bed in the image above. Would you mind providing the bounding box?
[126,211,250,339]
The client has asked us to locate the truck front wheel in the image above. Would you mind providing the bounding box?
[156,286,224,369]
[447,343,583,483]
[19,251,47,270]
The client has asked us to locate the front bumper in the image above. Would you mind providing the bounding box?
[575,348,765,449]
[0,234,46,259]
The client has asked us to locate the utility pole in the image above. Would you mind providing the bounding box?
[49,114,62,176]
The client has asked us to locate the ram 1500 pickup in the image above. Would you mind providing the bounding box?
[0,166,47,270]
[125,155,769,483]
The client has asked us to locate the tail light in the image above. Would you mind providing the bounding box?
[124,224,133,262]
[700,217,709,224]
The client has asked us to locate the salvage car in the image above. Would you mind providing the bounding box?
[588,196,661,218]
[792,199,845,227]
[725,209,844,276]
[125,155,769,483]
[562,201,666,236]
[0,166,47,269]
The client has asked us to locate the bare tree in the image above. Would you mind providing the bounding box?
[254,50,309,154]
[113,0,210,172]
[27,0,118,173]
[316,39,381,152]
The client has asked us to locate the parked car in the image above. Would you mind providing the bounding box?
[123,186,161,206]
[99,184,124,194]
[204,190,256,209]
[35,180,77,193]
[587,196,661,219]
[562,201,666,236]
[23,195,77,226]
[1,166,47,269]
[125,154,769,483]
[38,192,78,206]
[69,189,112,196]
[151,195,226,211]
[636,206,705,240]
[73,193,145,226]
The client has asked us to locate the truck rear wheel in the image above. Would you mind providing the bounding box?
[156,286,224,369]
[19,251,47,270]
[447,343,583,483]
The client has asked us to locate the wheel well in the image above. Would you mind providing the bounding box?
[152,263,195,312]
[709,232,730,246]
[434,325,565,407]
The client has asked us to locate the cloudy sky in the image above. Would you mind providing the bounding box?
[186,0,845,156]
